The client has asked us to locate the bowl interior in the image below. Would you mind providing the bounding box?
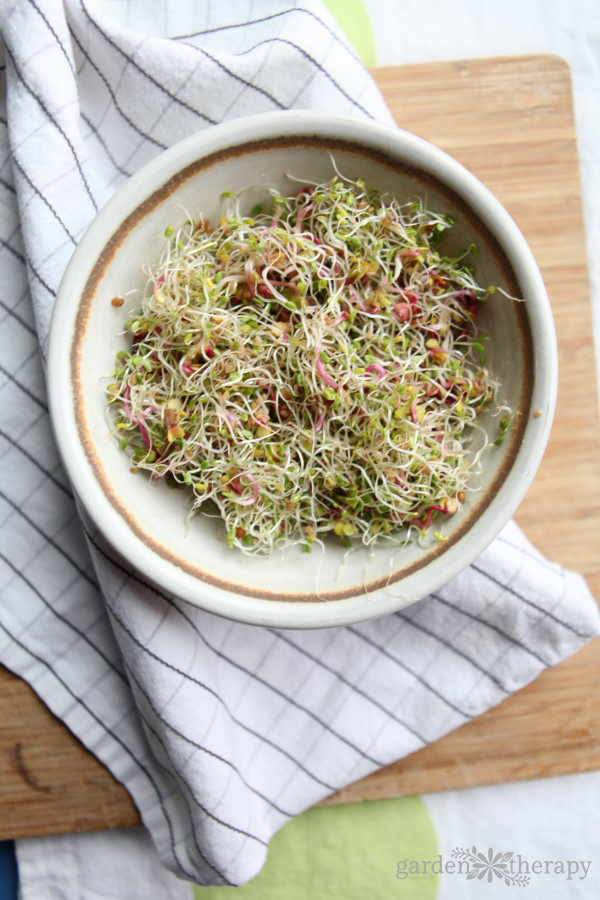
[71,137,531,603]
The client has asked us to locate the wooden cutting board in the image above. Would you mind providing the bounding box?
[1,55,599,839]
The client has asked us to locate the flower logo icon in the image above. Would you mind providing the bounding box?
[452,846,530,886]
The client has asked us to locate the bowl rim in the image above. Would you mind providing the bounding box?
[47,110,557,629]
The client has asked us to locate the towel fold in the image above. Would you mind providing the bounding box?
[0,0,598,887]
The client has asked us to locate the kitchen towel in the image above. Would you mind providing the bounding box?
[0,0,598,887]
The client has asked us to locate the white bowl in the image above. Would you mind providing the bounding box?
[48,111,557,628]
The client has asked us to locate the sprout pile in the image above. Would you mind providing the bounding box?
[106,172,510,556]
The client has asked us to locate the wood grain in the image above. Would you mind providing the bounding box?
[1,55,598,839]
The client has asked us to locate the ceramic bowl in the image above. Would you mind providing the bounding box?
[48,111,557,628]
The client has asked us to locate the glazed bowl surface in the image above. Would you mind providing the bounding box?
[48,111,557,628]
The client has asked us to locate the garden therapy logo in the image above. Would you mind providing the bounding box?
[396,845,592,884]
[452,847,529,885]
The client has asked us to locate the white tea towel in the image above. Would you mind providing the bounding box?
[17,827,190,900]
[0,0,598,888]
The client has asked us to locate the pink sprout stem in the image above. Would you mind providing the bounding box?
[315,347,339,390]
[123,388,153,449]
[137,420,152,449]
[411,504,448,528]
[294,203,315,233]
[313,412,325,432]
[366,364,386,380]
[232,472,259,506]
[122,386,132,420]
